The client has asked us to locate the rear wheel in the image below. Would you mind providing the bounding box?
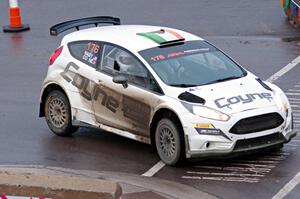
[155,118,185,166]
[44,90,78,136]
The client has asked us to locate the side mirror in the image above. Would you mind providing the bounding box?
[112,75,128,88]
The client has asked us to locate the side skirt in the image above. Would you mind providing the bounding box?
[72,120,151,144]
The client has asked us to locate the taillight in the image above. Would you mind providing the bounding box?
[49,46,63,66]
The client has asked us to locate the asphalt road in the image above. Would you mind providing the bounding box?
[0,0,300,198]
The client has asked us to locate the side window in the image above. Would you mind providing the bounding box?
[100,44,120,74]
[68,41,101,68]
[100,44,149,88]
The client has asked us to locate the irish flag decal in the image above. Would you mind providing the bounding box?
[137,29,185,44]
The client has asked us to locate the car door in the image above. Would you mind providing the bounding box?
[91,43,163,137]
[61,40,102,121]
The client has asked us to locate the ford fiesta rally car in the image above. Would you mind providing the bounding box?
[39,16,296,165]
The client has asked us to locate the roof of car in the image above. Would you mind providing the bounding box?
[61,25,203,52]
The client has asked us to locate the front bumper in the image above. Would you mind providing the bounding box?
[186,130,296,159]
[181,105,296,159]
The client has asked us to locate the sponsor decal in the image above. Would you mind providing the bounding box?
[215,92,273,109]
[150,54,165,62]
[82,50,98,65]
[193,123,231,139]
[60,62,151,126]
[193,123,215,129]
[80,41,100,65]
[60,62,119,113]
[195,128,223,136]
[149,48,210,63]
[123,96,151,126]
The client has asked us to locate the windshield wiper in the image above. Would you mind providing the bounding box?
[207,76,242,84]
[169,84,199,88]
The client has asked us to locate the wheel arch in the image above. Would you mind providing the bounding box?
[150,108,185,147]
[39,83,70,117]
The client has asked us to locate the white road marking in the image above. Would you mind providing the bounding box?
[235,160,280,164]
[290,101,300,104]
[186,171,264,177]
[286,143,300,147]
[291,138,300,141]
[288,89,300,92]
[286,92,300,96]
[290,139,300,142]
[272,170,300,199]
[258,156,287,161]
[194,165,272,173]
[288,97,300,101]
[182,175,260,183]
[269,152,291,156]
[141,161,165,177]
[226,163,276,168]
[267,55,300,82]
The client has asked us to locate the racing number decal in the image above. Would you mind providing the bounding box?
[82,42,100,65]
[87,42,100,54]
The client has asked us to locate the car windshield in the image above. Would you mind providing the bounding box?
[139,40,246,87]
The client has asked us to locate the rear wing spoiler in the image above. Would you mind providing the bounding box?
[50,16,121,36]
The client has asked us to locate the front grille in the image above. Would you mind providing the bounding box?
[230,113,284,134]
[234,133,285,152]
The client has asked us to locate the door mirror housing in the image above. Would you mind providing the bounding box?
[113,75,128,88]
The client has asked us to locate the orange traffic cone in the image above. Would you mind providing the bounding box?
[3,0,30,32]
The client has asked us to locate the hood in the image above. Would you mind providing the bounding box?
[171,76,276,115]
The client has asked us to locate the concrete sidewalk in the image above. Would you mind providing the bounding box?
[0,165,217,199]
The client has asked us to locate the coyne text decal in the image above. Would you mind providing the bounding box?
[214,93,273,109]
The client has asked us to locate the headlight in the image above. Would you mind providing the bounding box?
[193,106,230,121]
[274,93,284,111]
[274,92,289,117]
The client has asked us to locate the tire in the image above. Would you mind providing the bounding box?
[44,90,78,136]
[155,118,185,166]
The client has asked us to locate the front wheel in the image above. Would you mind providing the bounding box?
[44,90,78,136]
[155,118,185,166]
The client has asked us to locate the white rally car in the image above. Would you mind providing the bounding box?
[39,16,296,165]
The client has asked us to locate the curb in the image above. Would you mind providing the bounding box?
[0,165,217,199]
[0,170,122,199]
